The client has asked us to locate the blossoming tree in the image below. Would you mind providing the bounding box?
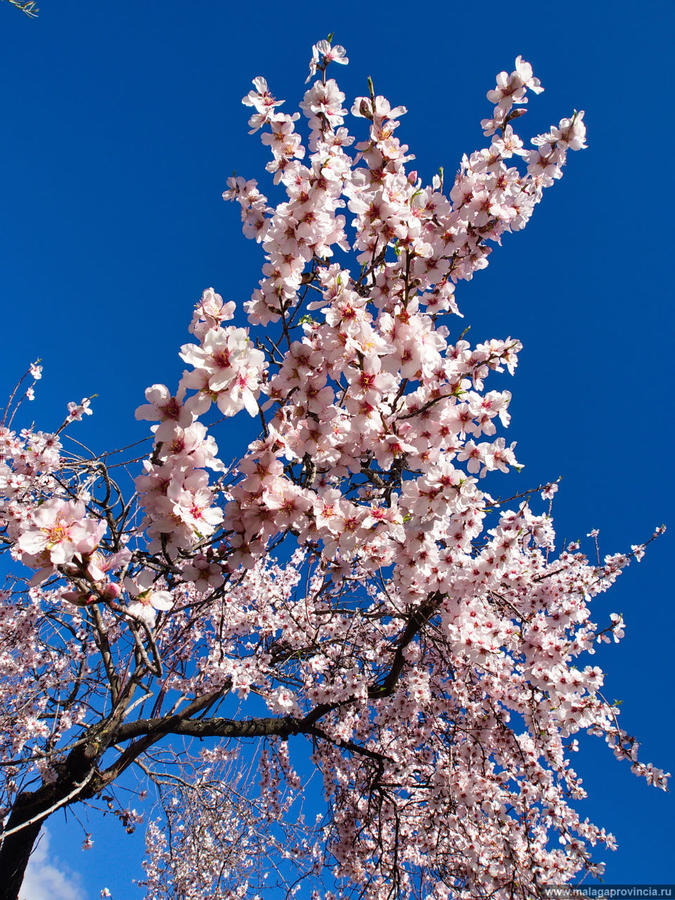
[0,39,667,900]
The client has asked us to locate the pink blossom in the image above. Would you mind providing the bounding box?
[66,397,93,421]
[306,38,349,83]
[16,499,106,567]
[125,572,173,625]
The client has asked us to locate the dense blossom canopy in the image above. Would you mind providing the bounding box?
[0,39,667,900]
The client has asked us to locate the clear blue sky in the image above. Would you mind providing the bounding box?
[1,1,673,896]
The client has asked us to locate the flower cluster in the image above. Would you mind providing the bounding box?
[0,426,106,582]
[134,288,266,557]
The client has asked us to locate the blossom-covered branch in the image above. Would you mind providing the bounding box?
[0,39,666,900]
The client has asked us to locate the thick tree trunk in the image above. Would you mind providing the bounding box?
[0,744,98,900]
[0,791,45,900]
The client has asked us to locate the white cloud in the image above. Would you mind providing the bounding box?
[19,828,84,900]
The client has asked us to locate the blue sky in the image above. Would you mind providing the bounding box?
[2,0,673,896]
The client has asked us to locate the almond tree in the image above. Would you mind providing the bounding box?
[0,40,667,900]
